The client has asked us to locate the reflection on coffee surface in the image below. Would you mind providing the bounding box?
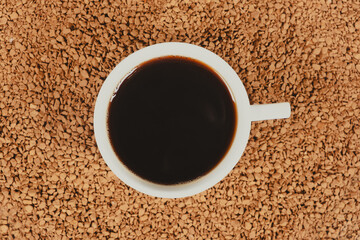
[107,56,237,185]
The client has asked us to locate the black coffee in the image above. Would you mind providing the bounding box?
[107,56,237,185]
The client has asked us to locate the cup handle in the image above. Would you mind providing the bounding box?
[249,102,291,122]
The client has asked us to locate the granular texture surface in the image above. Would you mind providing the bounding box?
[0,0,360,239]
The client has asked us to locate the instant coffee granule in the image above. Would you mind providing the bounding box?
[0,0,360,239]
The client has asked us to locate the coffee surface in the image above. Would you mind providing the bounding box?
[108,56,236,185]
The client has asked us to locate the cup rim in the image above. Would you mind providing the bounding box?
[94,42,252,198]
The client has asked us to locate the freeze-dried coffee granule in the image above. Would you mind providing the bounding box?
[0,0,359,239]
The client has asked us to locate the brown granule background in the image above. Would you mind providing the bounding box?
[1,0,360,239]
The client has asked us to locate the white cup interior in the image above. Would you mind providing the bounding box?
[94,42,254,198]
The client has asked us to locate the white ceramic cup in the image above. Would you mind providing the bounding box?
[94,42,291,198]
